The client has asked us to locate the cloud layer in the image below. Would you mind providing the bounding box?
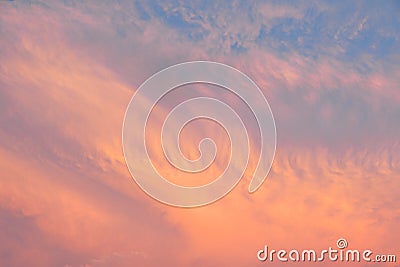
[0,1,399,266]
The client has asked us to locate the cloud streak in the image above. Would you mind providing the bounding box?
[0,0,399,266]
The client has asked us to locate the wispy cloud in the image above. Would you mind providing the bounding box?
[0,0,399,266]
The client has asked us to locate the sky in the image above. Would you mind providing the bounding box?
[0,0,399,266]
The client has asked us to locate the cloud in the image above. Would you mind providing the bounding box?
[0,0,399,266]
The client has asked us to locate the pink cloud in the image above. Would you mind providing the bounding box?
[0,2,399,267]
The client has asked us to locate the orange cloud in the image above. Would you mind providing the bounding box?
[0,2,399,267]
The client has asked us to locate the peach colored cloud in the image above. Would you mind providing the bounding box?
[0,1,399,267]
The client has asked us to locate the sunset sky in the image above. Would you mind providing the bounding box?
[0,1,399,266]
